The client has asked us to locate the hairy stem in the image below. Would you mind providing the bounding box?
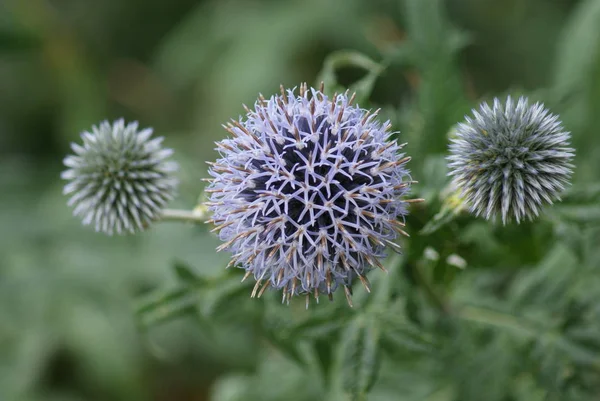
[160,208,208,224]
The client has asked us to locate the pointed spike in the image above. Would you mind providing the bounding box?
[257,281,270,298]
[361,110,371,125]
[330,92,338,114]
[282,286,288,304]
[211,220,234,233]
[344,286,353,308]
[397,156,412,165]
[291,277,297,297]
[246,252,258,265]
[226,257,239,269]
[372,257,388,273]
[348,91,356,105]
[241,270,252,282]
[384,239,403,254]
[251,280,262,298]
[337,106,345,124]
[357,274,371,293]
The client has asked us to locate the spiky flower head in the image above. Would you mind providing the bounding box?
[62,119,179,235]
[206,83,414,306]
[447,96,574,224]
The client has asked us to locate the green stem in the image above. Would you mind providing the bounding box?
[160,208,208,224]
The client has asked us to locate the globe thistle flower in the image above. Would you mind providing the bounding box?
[206,83,416,306]
[447,96,574,224]
[62,119,179,235]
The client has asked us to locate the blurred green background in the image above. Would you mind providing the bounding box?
[2,0,600,400]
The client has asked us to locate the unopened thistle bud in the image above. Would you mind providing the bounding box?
[447,96,574,224]
[62,119,179,235]
[206,84,416,306]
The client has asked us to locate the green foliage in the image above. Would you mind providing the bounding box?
[3,0,600,400]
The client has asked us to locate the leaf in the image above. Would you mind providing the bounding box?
[509,245,578,308]
[552,0,600,100]
[135,286,193,319]
[379,309,437,358]
[339,315,381,401]
[549,182,600,225]
[172,260,209,286]
[317,50,385,104]
[418,155,450,201]
[288,303,353,339]
[401,0,470,159]
[458,305,600,369]
[202,274,254,318]
[134,276,213,335]
[0,26,39,53]
[420,204,460,235]
[260,306,307,367]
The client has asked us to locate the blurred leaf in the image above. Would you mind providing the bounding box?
[550,182,600,225]
[317,50,385,104]
[552,0,600,100]
[509,244,578,308]
[379,308,437,359]
[202,272,254,318]
[420,206,459,235]
[172,259,209,285]
[135,286,198,326]
[339,315,381,401]
[135,263,216,335]
[417,155,450,201]
[402,0,470,161]
[260,306,308,367]
[0,26,39,52]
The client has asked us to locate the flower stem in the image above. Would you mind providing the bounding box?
[160,208,208,224]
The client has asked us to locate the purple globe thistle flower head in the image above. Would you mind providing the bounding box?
[206,83,416,306]
[447,96,575,224]
[62,119,179,235]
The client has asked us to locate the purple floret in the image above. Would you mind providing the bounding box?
[206,84,413,305]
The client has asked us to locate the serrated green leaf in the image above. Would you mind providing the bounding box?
[172,260,209,285]
[340,316,381,401]
[260,317,307,367]
[135,282,213,335]
[135,286,192,318]
[288,303,353,339]
[202,274,254,317]
[379,309,437,358]
[509,245,578,308]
